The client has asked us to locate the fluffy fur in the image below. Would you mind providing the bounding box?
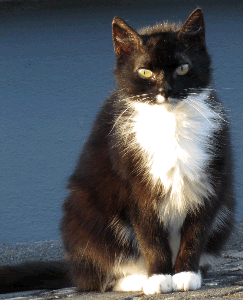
[0,8,235,295]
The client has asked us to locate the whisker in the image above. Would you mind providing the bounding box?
[108,93,152,139]
[181,43,196,54]
[185,99,212,124]
[108,104,134,136]
[119,93,154,103]
[186,95,227,123]
[187,87,215,92]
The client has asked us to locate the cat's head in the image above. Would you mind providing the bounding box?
[112,8,211,104]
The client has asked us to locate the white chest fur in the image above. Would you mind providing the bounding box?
[131,91,220,228]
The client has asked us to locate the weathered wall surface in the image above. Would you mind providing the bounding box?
[0,0,242,243]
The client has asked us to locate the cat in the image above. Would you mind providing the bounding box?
[0,8,235,295]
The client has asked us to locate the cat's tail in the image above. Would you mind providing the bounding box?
[0,260,72,294]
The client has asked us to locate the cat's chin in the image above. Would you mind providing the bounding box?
[155,94,184,107]
[156,94,166,103]
[156,99,184,110]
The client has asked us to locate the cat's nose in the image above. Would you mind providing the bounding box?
[158,82,172,98]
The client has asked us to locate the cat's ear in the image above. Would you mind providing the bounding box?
[112,17,143,59]
[178,8,205,47]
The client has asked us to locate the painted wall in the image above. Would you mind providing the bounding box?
[1,0,242,244]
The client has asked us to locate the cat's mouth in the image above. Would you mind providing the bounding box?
[156,94,166,103]
[155,94,183,106]
[125,92,185,107]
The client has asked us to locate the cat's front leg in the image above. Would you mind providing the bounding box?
[131,212,173,294]
[172,212,209,292]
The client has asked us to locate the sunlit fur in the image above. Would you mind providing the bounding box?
[115,90,221,227]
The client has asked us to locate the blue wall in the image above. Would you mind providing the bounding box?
[0,1,242,243]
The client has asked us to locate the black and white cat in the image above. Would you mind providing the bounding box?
[0,8,235,295]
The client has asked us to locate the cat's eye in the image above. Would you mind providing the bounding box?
[175,64,189,76]
[137,68,154,79]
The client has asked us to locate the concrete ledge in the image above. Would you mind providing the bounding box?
[0,239,64,266]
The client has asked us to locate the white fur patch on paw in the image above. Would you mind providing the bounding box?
[113,274,147,292]
[172,271,201,291]
[143,274,172,295]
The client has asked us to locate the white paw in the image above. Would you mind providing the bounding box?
[113,274,147,292]
[143,274,172,295]
[172,271,201,291]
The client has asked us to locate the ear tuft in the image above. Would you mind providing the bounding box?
[178,8,205,47]
[112,17,143,59]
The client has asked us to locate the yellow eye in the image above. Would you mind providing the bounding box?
[137,68,154,79]
[175,64,189,75]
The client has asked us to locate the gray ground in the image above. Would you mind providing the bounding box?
[0,221,243,299]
